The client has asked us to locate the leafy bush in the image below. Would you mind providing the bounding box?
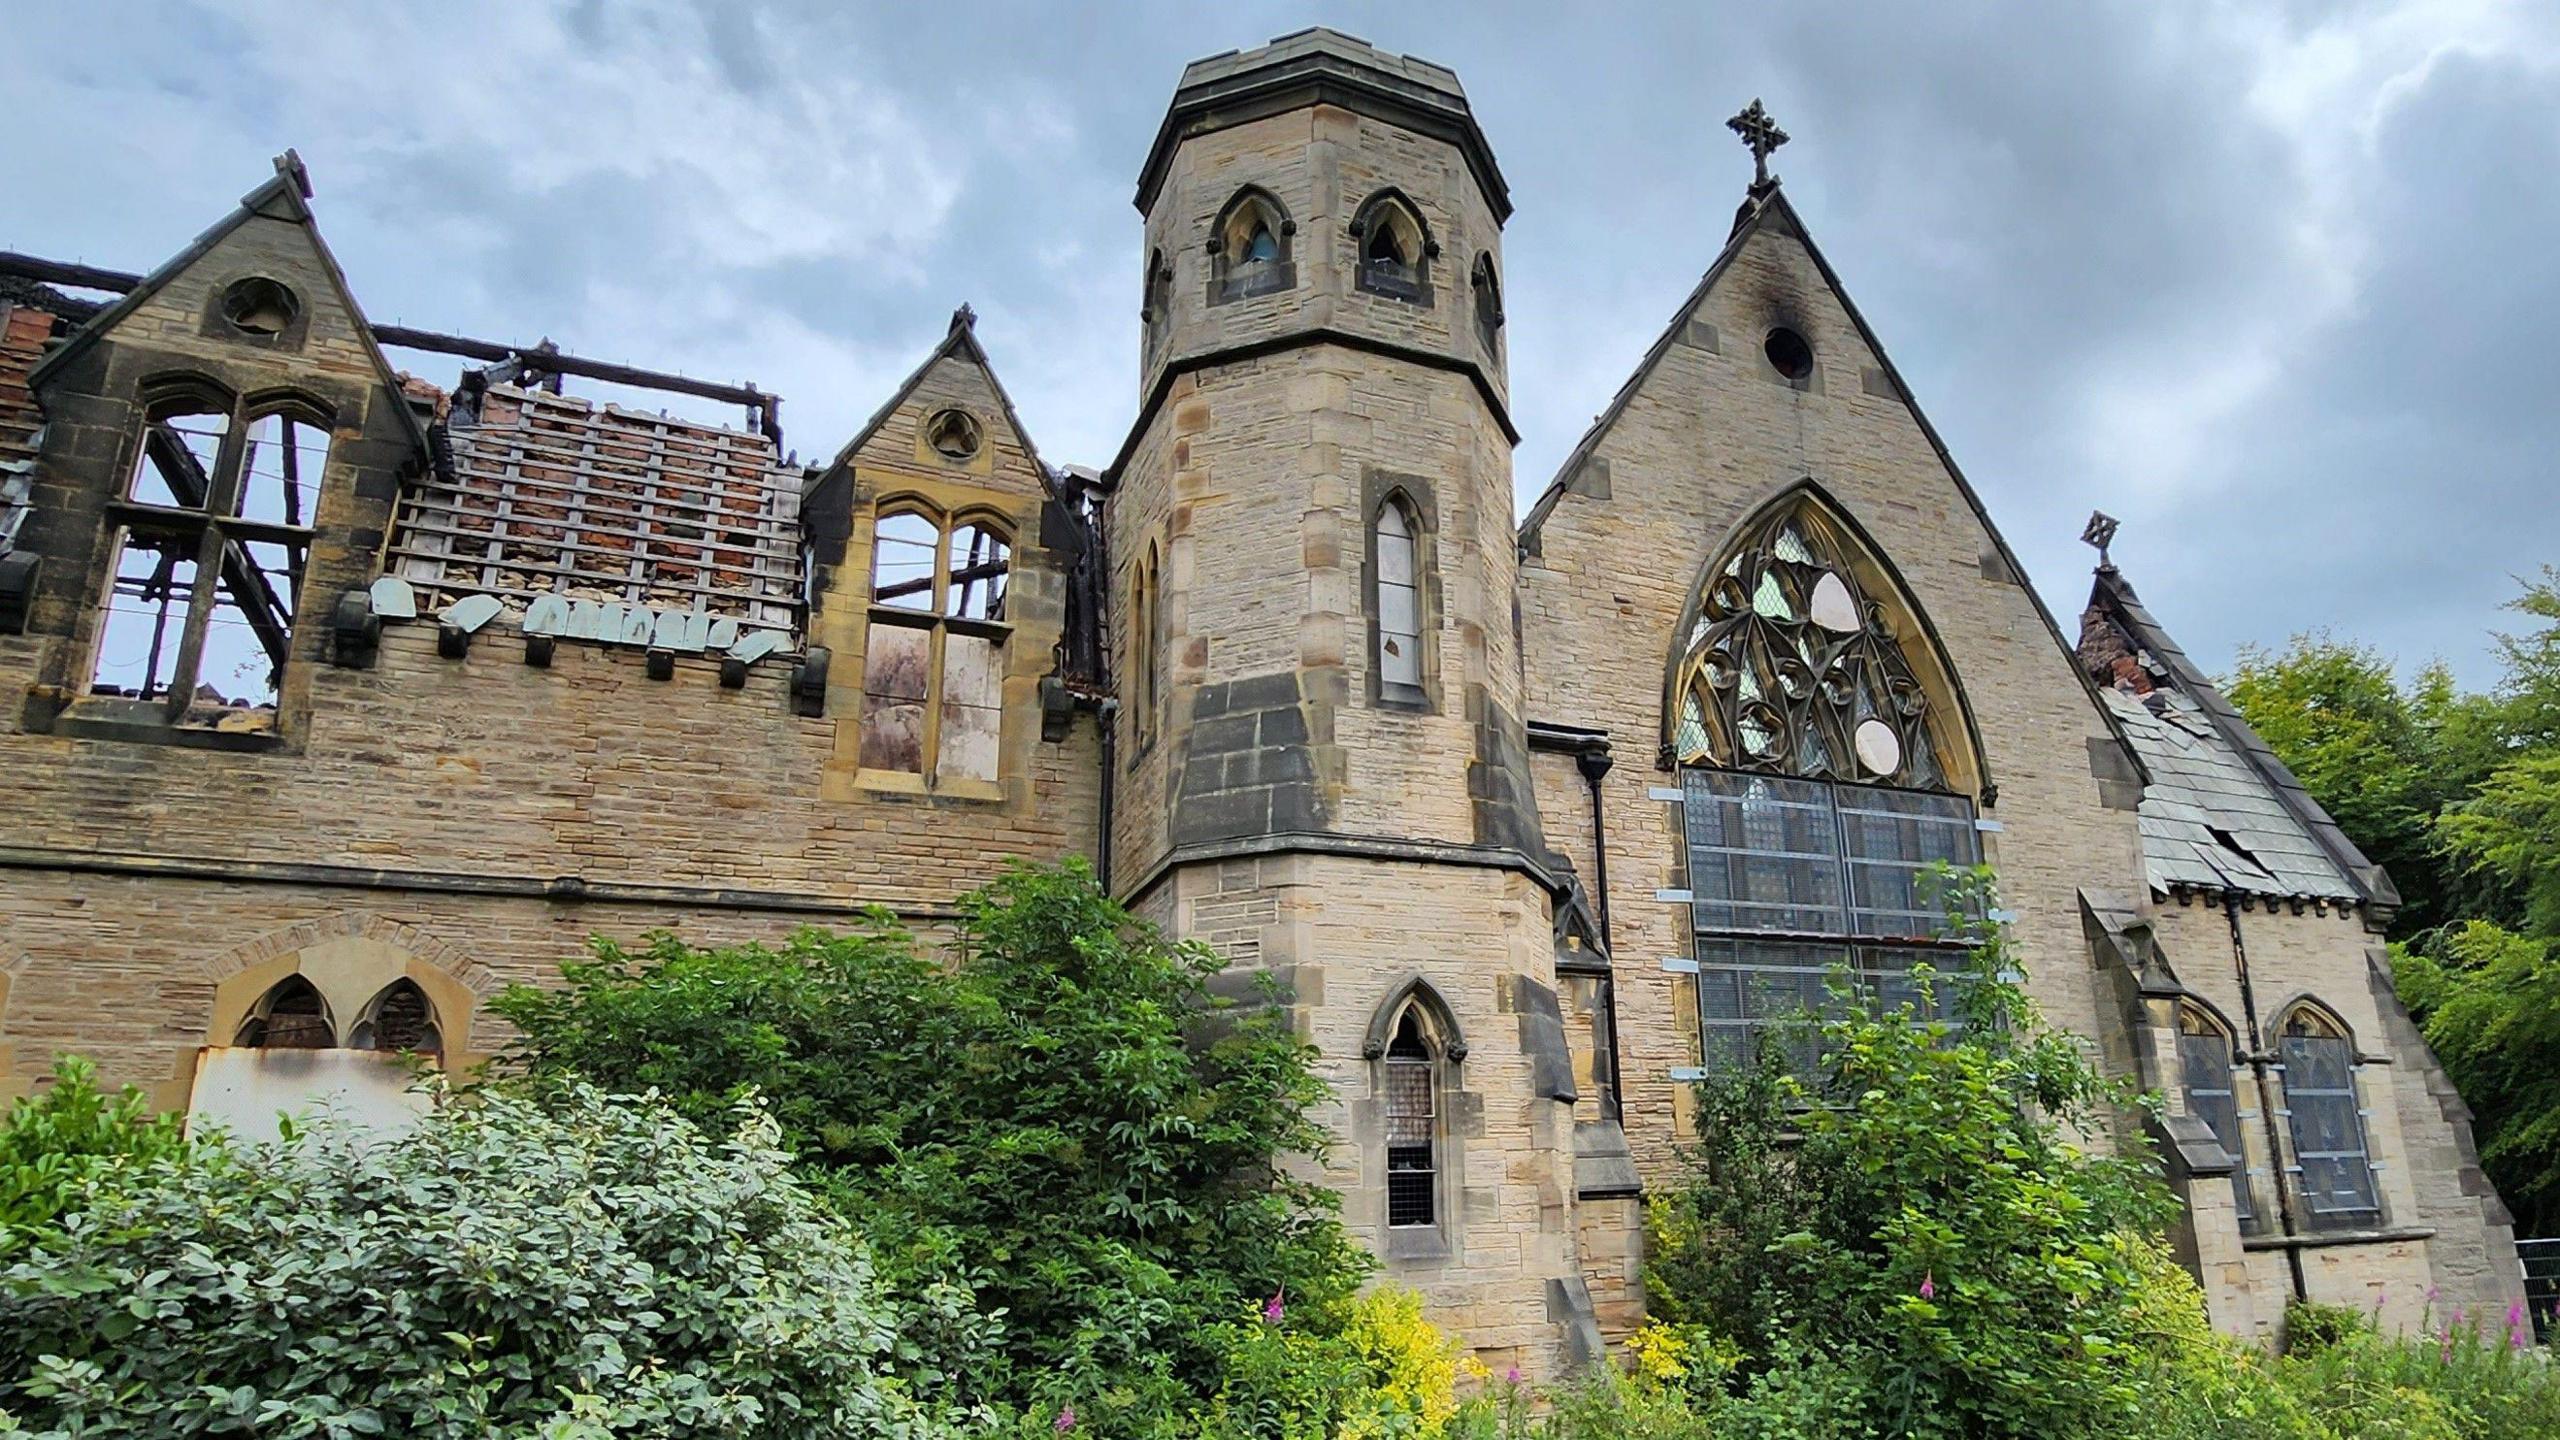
[492,859,1370,1416]
[1643,871,2179,1439]
[0,1058,188,1259]
[2284,1299,2371,1356]
[0,1083,933,1439]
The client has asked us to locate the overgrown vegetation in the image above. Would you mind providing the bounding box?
[490,860,1383,1429]
[2,863,2553,1437]
[2229,566,2560,1236]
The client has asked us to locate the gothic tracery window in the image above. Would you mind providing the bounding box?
[1674,490,1982,1078]
[1671,497,1948,789]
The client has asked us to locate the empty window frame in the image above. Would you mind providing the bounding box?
[2177,1002,2259,1228]
[1210,187,1296,304]
[1351,191,1433,304]
[2277,1005,2382,1229]
[1471,253,1503,357]
[90,394,326,723]
[1683,768,1981,1079]
[1383,1009,1438,1228]
[1373,495,1424,700]
[860,504,1011,786]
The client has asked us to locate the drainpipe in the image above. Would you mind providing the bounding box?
[2228,891,2308,1301]
[1097,699,1120,895]
[1575,743,1625,1122]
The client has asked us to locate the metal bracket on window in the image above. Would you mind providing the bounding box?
[1669,1066,1706,1082]
[1975,817,2005,832]
[1647,785,1685,802]
[1659,957,1700,974]
[1985,908,2018,923]
[1655,888,1694,904]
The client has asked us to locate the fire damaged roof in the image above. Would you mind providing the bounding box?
[2080,564,2392,909]
[387,379,807,633]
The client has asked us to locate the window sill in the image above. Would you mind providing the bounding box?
[47,699,287,753]
[2243,1224,2434,1252]
[1383,1225,1450,1262]
[1375,681,1434,713]
[851,770,1006,804]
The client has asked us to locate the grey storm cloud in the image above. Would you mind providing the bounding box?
[6,0,2551,685]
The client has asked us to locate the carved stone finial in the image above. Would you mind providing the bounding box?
[1725,99,1789,190]
[273,148,313,200]
[949,303,977,335]
[2082,510,2121,570]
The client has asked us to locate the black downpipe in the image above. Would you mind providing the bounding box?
[2228,892,2308,1301]
[1576,744,1626,1122]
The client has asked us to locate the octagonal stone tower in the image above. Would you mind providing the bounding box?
[1105,30,1599,1376]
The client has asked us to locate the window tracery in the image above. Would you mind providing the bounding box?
[1670,496,1951,790]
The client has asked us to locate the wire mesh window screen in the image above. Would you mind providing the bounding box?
[2279,1027,2381,1225]
[2178,1026,2258,1225]
[1685,767,1979,1079]
[1384,1012,1436,1228]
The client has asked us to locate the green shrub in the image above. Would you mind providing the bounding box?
[1644,870,2180,1439]
[492,859,1370,1417]
[0,1058,189,1258]
[2284,1298,2371,1356]
[0,1083,933,1439]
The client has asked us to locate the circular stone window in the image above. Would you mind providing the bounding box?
[925,408,982,461]
[220,276,301,337]
[1762,326,1814,382]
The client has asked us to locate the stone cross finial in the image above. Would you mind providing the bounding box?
[2082,510,2121,569]
[1726,99,1789,188]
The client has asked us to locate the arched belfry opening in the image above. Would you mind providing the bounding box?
[1663,482,1984,797]
[1209,186,1296,303]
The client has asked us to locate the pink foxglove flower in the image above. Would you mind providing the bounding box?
[1263,1289,1285,1324]
[1505,1366,1522,1386]
[1055,1404,1076,1433]
[1919,1272,1936,1301]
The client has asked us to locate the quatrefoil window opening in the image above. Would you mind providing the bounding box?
[1672,505,1944,789]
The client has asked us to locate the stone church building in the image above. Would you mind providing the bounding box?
[0,29,2522,1373]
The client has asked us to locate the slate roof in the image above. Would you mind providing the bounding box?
[2081,565,2394,908]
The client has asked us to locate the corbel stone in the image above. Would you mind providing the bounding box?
[0,552,39,634]
[329,588,380,669]
[791,646,830,717]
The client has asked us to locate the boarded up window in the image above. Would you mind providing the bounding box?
[858,506,1011,786]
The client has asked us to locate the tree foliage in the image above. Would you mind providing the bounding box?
[491,859,1369,1420]
[0,1058,187,1260]
[0,1082,930,1439]
[1643,876,2181,1439]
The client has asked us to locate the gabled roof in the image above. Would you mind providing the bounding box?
[2081,564,2393,908]
[28,152,430,459]
[820,305,1052,496]
[1520,180,2149,791]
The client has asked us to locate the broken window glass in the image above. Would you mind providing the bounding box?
[87,398,319,729]
[2279,1009,2381,1227]
[237,975,334,1049]
[351,980,442,1055]
[2178,1005,2259,1227]
[859,506,1012,786]
[1375,500,1421,692]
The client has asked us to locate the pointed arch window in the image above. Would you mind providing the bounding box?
[2177,1001,2259,1227]
[235,975,333,1049]
[1674,489,1985,1078]
[861,502,1011,787]
[2277,1005,2381,1228]
[1129,539,1163,742]
[1470,253,1503,358]
[1384,1010,1438,1228]
[1375,499,1421,693]
[1210,188,1296,304]
[1351,192,1434,304]
[350,979,443,1055]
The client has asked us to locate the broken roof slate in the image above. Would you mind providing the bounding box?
[2103,677,2360,901]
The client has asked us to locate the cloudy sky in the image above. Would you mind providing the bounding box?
[9,1,2553,686]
